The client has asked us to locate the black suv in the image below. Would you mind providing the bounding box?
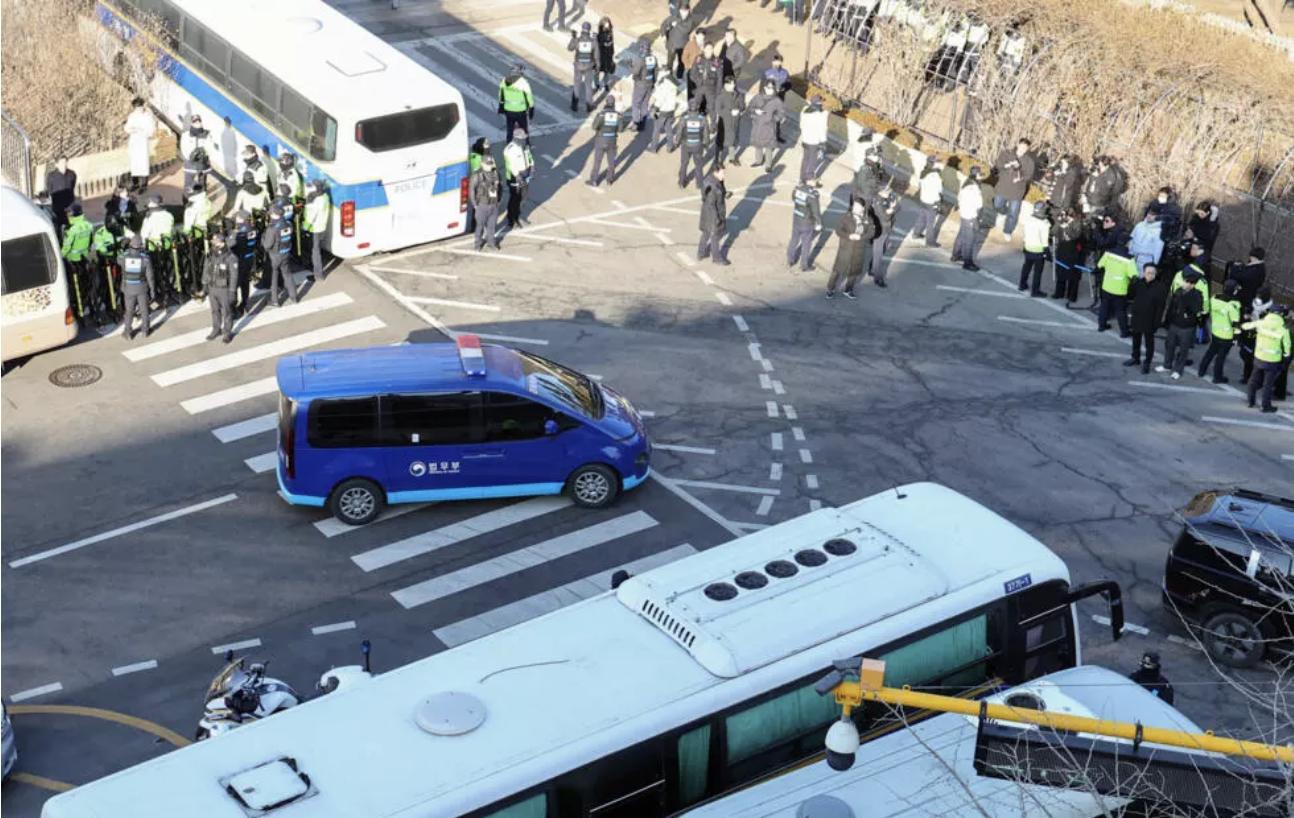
[1162,488,1294,668]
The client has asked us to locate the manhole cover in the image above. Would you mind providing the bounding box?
[49,364,102,388]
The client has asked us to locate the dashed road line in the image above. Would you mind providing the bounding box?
[211,638,262,655]
[771,432,784,451]
[314,503,430,538]
[245,452,276,473]
[10,682,63,702]
[748,342,763,361]
[770,463,783,480]
[809,500,823,511]
[639,410,657,418]
[613,200,628,209]
[761,359,774,372]
[181,376,278,415]
[756,496,775,516]
[356,265,455,338]
[474,332,550,346]
[935,285,1026,299]
[590,218,669,232]
[783,404,797,419]
[799,449,814,464]
[370,266,461,280]
[997,316,1091,330]
[500,232,603,247]
[806,474,819,489]
[766,401,779,417]
[792,427,806,441]
[733,315,749,331]
[213,412,276,443]
[407,296,502,313]
[772,380,786,395]
[676,251,697,266]
[111,660,159,677]
[1061,346,1126,360]
[1282,454,1294,461]
[670,479,780,496]
[311,621,357,636]
[696,270,715,285]
[715,292,733,306]
[1127,381,1220,396]
[759,374,773,389]
[1202,415,1294,432]
[654,444,716,455]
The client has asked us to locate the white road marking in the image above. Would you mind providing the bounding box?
[112,660,159,676]
[792,427,806,441]
[213,413,275,443]
[181,376,279,415]
[766,401,779,417]
[123,293,355,362]
[654,444,716,454]
[152,317,385,387]
[748,343,763,361]
[770,463,783,480]
[541,153,559,167]
[799,449,814,464]
[10,493,238,568]
[732,522,771,532]
[696,271,715,286]
[650,473,743,537]
[936,285,1025,299]
[760,374,773,389]
[499,29,575,75]
[311,621,357,636]
[783,404,797,419]
[407,296,502,313]
[10,682,63,702]
[772,380,786,395]
[370,266,460,280]
[1283,454,1294,461]
[613,200,628,209]
[809,499,823,511]
[806,474,819,489]
[1167,634,1203,651]
[885,256,964,270]
[313,503,431,538]
[440,247,533,262]
[356,265,456,338]
[392,511,659,609]
[639,410,656,418]
[756,496,775,516]
[761,359,774,372]
[670,479,781,496]
[715,292,733,306]
[1202,415,1294,432]
[1061,346,1126,360]
[473,332,550,346]
[1127,381,1221,396]
[504,232,603,247]
[433,544,697,647]
[652,205,702,215]
[997,316,1091,330]
[590,218,671,232]
[733,315,749,331]
[771,432,784,450]
[211,639,261,654]
[244,452,277,474]
[352,497,571,572]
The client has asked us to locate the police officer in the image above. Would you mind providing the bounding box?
[119,234,155,341]
[230,210,258,317]
[278,153,304,201]
[869,182,901,285]
[1198,279,1241,383]
[542,0,566,32]
[241,144,269,189]
[713,75,745,168]
[182,183,213,297]
[302,180,330,281]
[698,165,730,266]
[233,173,269,217]
[503,128,535,229]
[1017,200,1051,297]
[1244,304,1291,413]
[569,22,597,113]
[262,204,298,307]
[470,154,504,251]
[91,209,123,319]
[1095,241,1137,336]
[1129,653,1174,705]
[140,195,176,303]
[628,41,658,132]
[786,179,822,273]
[498,63,535,138]
[61,202,96,320]
[951,168,984,271]
[203,233,239,344]
[649,76,681,153]
[677,98,710,189]
[588,96,624,187]
[688,41,722,120]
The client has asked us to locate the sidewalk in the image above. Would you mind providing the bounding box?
[80,161,229,227]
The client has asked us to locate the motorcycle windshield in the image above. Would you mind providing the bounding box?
[205,660,244,704]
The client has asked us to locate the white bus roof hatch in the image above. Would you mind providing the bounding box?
[327,51,387,77]
[616,510,953,678]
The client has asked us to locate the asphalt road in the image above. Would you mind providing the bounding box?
[3,0,1293,812]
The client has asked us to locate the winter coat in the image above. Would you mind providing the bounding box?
[1164,287,1204,329]
[957,181,983,220]
[1232,262,1266,316]
[917,168,943,206]
[681,39,704,74]
[125,108,157,177]
[1128,220,1164,271]
[799,107,829,146]
[662,11,697,52]
[1144,199,1182,236]
[650,81,678,116]
[1128,276,1169,333]
[700,174,728,233]
[1084,165,1126,212]
[1047,165,1081,210]
[180,127,214,171]
[1185,208,1219,251]
[721,40,749,78]
[851,163,883,205]
[689,55,722,92]
[831,211,875,276]
[747,93,785,148]
[597,26,616,72]
[715,89,745,146]
[992,148,1036,201]
[469,167,504,208]
[1054,218,1085,268]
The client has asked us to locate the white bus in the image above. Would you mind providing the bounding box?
[41,483,1124,818]
[679,665,1206,818]
[97,0,471,257]
[2,185,78,363]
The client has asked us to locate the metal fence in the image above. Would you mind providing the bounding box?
[1,110,35,196]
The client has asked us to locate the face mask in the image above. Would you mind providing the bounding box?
[1158,195,1167,204]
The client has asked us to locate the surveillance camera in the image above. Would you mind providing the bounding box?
[825,717,859,772]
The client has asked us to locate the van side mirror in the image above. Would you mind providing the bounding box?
[544,419,560,436]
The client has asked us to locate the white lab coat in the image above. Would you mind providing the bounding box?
[799,108,830,147]
[125,109,157,178]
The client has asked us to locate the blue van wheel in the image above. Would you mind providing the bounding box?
[568,464,619,509]
[330,478,385,526]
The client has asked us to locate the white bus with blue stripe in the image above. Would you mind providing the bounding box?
[97,0,470,258]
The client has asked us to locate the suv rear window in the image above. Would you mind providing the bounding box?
[1,233,58,295]
[355,104,460,153]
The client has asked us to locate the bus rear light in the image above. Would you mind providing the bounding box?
[358,242,370,249]
[341,201,356,237]
[459,176,469,213]
[447,221,461,230]
[64,306,75,325]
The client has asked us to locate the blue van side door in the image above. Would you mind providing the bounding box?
[477,392,573,487]
[381,392,484,497]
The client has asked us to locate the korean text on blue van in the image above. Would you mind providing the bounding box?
[274,336,651,525]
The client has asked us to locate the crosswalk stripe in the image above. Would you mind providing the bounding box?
[124,293,354,362]
[434,543,697,647]
[392,510,659,609]
[214,413,275,443]
[151,315,385,387]
[351,496,571,572]
[314,503,432,538]
[245,452,277,474]
[181,376,278,415]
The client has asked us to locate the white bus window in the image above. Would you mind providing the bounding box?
[725,684,839,768]
[1,234,58,295]
[877,613,994,689]
[230,51,280,119]
[181,20,229,83]
[133,0,180,43]
[484,794,546,818]
[280,87,313,145]
[677,724,711,806]
[310,107,338,162]
[356,104,459,153]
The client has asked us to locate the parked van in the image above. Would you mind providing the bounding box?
[1,185,77,363]
[275,336,652,525]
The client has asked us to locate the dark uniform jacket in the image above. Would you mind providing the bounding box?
[721,40,749,78]
[1084,165,1126,212]
[747,92,785,148]
[714,89,745,145]
[118,248,156,294]
[202,249,240,295]
[831,211,876,275]
[700,175,728,233]
[851,163,884,206]
[1164,287,1204,329]
[1047,165,1081,211]
[1128,276,1168,333]
[46,168,78,213]
[469,167,504,208]
[688,55,722,93]
[1054,217,1085,267]
[992,149,1036,201]
[1232,262,1266,315]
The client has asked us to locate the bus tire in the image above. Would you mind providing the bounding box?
[330,478,384,526]
[567,464,619,509]
[1201,609,1265,668]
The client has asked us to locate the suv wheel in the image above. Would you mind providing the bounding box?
[568,464,619,509]
[1202,610,1265,668]
[330,478,384,526]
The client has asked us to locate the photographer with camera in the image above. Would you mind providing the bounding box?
[1183,201,1220,256]
[991,137,1036,239]
[1045,155,1081,213]
[1081,155,1127,218]
[1051,207,1085,303]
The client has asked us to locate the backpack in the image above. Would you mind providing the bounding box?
[977,205,997,230]
[189,145,210,171]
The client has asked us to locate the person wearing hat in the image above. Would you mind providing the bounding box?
[233,173,269,218]
[649,75,681,153]
[229,210,259,317]
[61,202,96,320]
[568,22,598,113]
[140,195,176,302]
[868,180,901,285]
[301,180,331,281]
[469,152,504,251]
[627,41,659,132]
[1158,270,1204,379]
[910,157,944,248]
[1017,200,1052,297]
[951,167,985,271]
[240,144,270,190]
[1197,279,1242,383]
[1243,303,1291,413]
[786,176,822,273]
[119,234,156,340]
[181,183,214,297]
[202,232,239,344]
[798,94,830,187]
[676,97,710,189]
[92,206,125,320]
[588,95,625,187]
[278,153,304,201]
[180,114,214,194]
[850,146,883,207]
[1129,652,1174,705]
[261,204,298,307]
[746,78,785,170]
[503,128,535,229]
[498,63,535,137]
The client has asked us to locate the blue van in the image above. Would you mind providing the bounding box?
[275,336,652,525]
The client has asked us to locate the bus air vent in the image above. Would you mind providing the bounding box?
[795,795,854,818]
[415,691,487,736]
[219,757,318,817]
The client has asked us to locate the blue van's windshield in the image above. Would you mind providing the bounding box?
[516,351,604,419]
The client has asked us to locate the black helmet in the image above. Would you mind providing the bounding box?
[70,202,84,216]
[581,21,591,31]
[1032,201,1049,218]
[278,153,295,168]
[311,179,326,194]
[1140,652,1161,671]
[129,234,143,249]
[211,232,227,247]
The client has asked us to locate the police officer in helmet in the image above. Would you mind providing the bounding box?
[203,232,240,344]
[1129,652,1175,705]
[119,234,156,341]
